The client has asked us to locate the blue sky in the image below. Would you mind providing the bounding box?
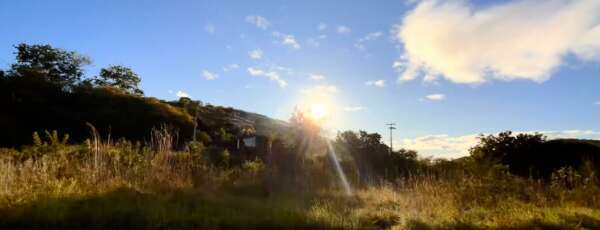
[1,0,600,158]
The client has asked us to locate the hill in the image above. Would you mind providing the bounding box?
[0,74,288,148]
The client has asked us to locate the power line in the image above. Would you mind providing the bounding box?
[386,123,396,153]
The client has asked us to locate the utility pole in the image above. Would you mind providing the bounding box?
[386,123,396,153]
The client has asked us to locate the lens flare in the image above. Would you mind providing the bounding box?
[326,139,352,196]
[309,103,328,120]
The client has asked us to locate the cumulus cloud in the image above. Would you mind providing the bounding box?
[343,106,364,112]
[365,80,385,87]
[425,94,445,101]
[204,24,215,34]
[247,67,288,88]
[248,49,263,59]
[401,130,600,159]
[394,0,600,84]
[337,25,352,34]
[245,15,270,30]
[202,70,219,80]
[176,90,190,98]
[309,74,325,81]
[272,32,301,49]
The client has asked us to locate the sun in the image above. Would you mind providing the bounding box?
[309,103,328,120]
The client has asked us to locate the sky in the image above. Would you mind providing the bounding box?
[1,0,600,158]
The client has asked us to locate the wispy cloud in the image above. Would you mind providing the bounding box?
[309,74,325,81]
[204,24,215,34]
[302,84,337,95]
[272,32,301,49]
[394,1,600,84]
[317,23,327,31]
[306,38,320,47]
[337,25,352,34]
[425,94,445,101]
[247,67,288,88]
[343,106,364,112]
[365,80,385,87]
[355,31,383,50]
[176,90,190,98]
[202,70,219,80]
[222,64,240,72]
[248,49,263,59]
[595,101,600,106]
[245,15,270,30]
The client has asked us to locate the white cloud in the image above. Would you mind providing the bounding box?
[401,130,600,159]
[223,64,240,72]
[360,31,383,42]
[309,74,325,81]
[247,67,288,88]
[365,80,385,87]
[272,32,301,49]
[247,67,264,76]
[317,23,327,31]
[248,49,263,59]
[595,101,600,106]
[245,15,271,30]
[394,0,600,84]
[176,90,190,98]
[337,25,352,34]
[343,106,364,112]
[425,94,445,101]
[202,70,219,80]
[204,24,215,34]
[355,31,383,51]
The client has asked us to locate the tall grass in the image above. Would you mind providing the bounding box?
[0,129,599,229]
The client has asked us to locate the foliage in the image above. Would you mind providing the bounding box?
[334,130,421,185]
[9,43,91,89]
[470,131,600,179]
[94,65,144,95]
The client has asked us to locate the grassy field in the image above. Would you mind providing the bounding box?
[1,134,599,229]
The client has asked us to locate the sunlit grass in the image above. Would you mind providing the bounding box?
[0,138,599,229]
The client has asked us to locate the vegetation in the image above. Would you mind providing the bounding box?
[1,43,600,229]
[0,128,599,229]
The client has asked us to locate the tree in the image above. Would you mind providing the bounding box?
[470,131,546,176]
[470,131,545,162]
[94,65,143,95]
[10,43,91,89]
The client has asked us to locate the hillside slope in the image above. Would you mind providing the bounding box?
[0,75,288,147]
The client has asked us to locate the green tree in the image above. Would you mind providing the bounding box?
[9,43,91,89]
[94,65,143,95]
[470,131,546,176]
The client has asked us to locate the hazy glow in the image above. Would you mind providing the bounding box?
[309,103,328,120]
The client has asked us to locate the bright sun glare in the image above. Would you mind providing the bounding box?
[309,103,328,120]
